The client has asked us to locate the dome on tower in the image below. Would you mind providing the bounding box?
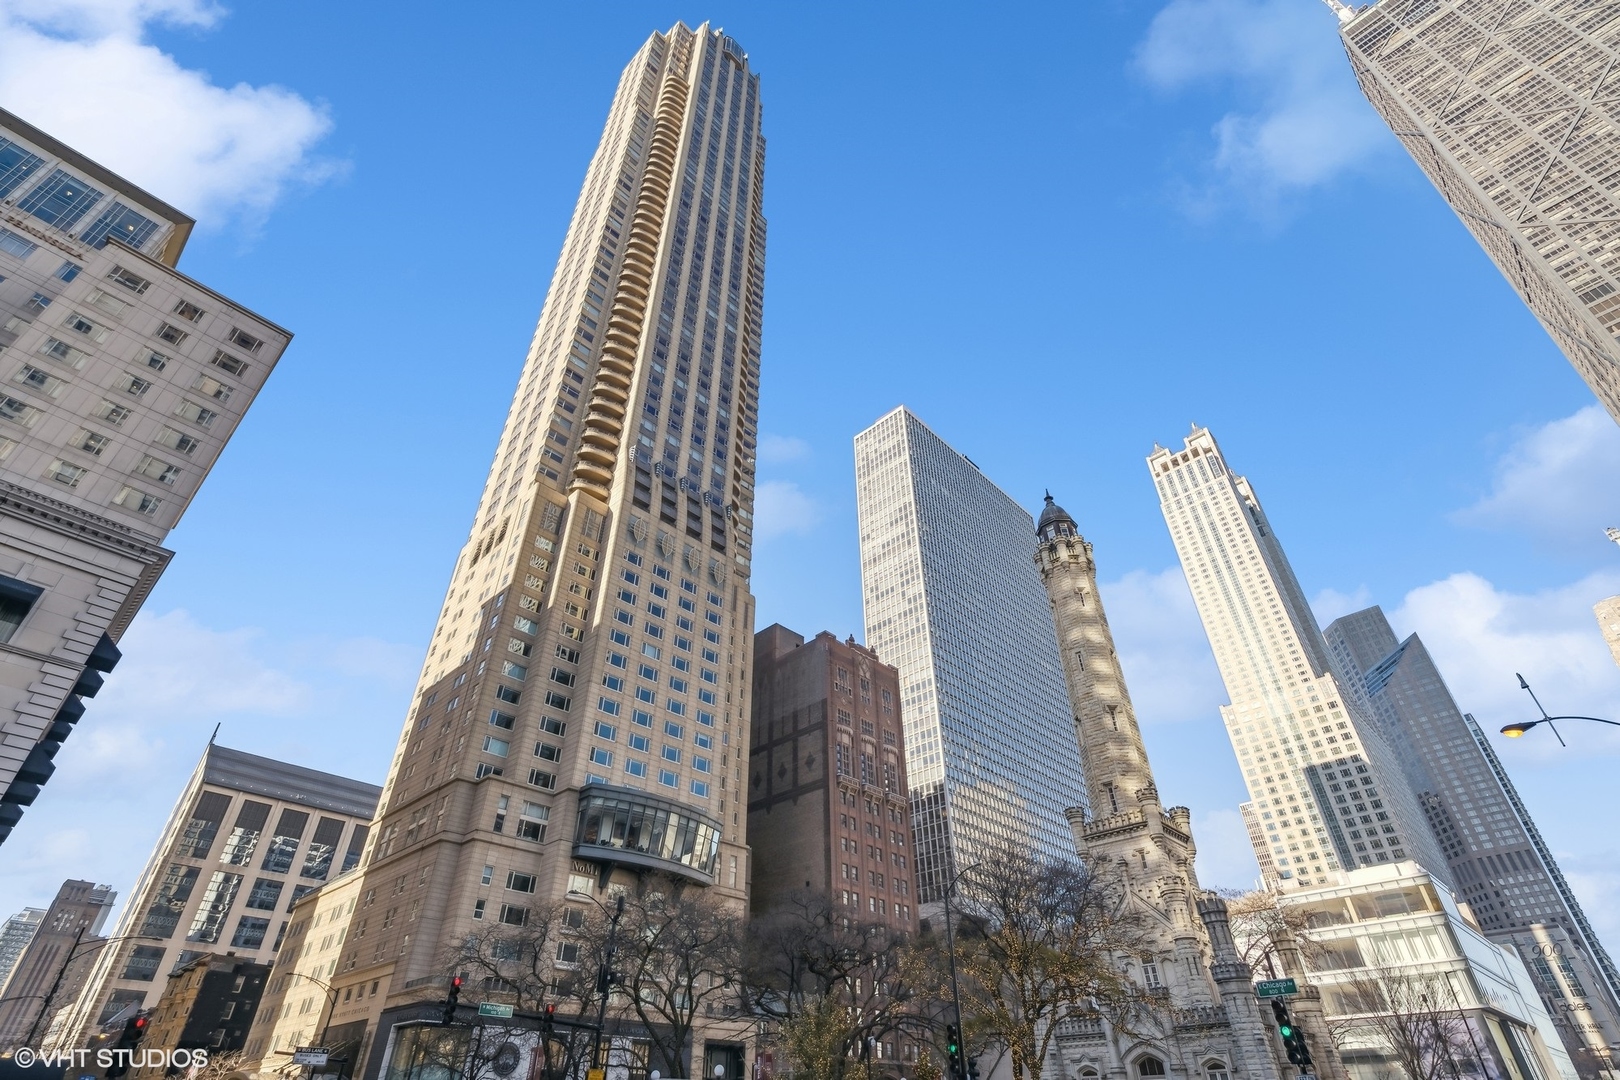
[1037,491,1078,540]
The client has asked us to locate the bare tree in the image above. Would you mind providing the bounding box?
[741,889,928,1079]
[442,901,589,1013]
[1221,889,1324,976]
[950,849,1150,1080]
[578,876,743,1080]
[1326,967,1488,1080]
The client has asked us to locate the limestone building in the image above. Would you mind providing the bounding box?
[56,744,379,1049]
[344,22,766,1079]
[0,879,114,1050]
[1326,606,1620,1077]
[853,407,1088,903]
[1034,492,1341,1080]
[747,624,917,931]
[0,109,289,842]
[1148,427,1448,891]
[1330,0,1620,425]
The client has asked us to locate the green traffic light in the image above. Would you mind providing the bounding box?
[1279,1025,1293,1038]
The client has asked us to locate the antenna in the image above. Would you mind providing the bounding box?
[1320,0,1355,22]
[209,722,220,744]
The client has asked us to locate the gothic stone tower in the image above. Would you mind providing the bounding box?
[1035,493,1212,1010]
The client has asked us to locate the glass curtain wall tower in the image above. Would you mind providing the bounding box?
[1334,0,1620,424]
[854,407,1087,903]
[1148,427,1447,891]
[350,20,766,1045]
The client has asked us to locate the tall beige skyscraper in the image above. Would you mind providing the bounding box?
[0,109,289,842]
[342,23,765,1076]
[1148,427,1447,891]
[1331,0,1620,423]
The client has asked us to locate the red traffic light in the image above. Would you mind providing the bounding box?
[133,1017,147,1029]
[544,1004,555,1016]
[451,976,463,988]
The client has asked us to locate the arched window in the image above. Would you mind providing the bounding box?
[1204,1062,1230,1080]
[1079,1070,1100,1080]
[1137,1057,1166,1077]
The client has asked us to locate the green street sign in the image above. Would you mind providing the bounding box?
[1255,978,1298,998]
[477,1002,515,1018]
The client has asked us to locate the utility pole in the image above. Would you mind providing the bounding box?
[21,923,86,1048]
[590,893,626,1073]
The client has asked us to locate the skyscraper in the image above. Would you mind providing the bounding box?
[0,108,289,842]
[1331,0,1620,423]
[1148,427,1447,891]
[57,744,379,1050]
[343,23,765,1075]
[0,907,43,992]
[1326,606,1620,1077]
[854,407,1087,902]
[0,880,114,1050]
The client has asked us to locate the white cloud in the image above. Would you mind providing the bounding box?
[1100,566,1227,726]
[752,480,822,541]
[1452,405,1620,554]
[757,434,812,465]
[1136,0,1388,201]
[1193,807,1263,891]
[1390,568,1620,757]
[0,0,336,228]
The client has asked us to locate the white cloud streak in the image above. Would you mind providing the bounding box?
[1452,405,1620,555]
[757,434,812,465]
[1136,0,1389,203]
[0,0,337,228]
[752,479,823,541]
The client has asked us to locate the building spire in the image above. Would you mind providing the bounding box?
[1320,0,1354,22]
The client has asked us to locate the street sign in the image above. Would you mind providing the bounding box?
[477,1003,515,1018]
[586,1070,605,1080]
[1255,978,1298,998]
[292,1048,330,1066]
[1299,1074,1318,1080]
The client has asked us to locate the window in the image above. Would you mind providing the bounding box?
[506,661,531,682]
[192,373,233,402]
[108,266,150,294]
[121,945,165,982]
[506,871,536,893]
[230,916,270,949]
[472,899,486,920]
[1137,1059,1166,1077]
[145,351,168,372]
[0,141,44,201]
[482,735,509,757]
[628,733,650,752]
[81,202,159,250]
[498,904,528,926]
[212,350,249,376]
[662,746,681,764]
[135,455,182,486]
[19,170,105,229]
[228,327,265,354]
[93,399,130,426]
[664,721,684,739]
[175,399,218,427]
[626,759,647,777]
[44,459,86,488]
[173,300,206,323]
[123,373,152,397]
[488,710,515,730]
[17,365,64,399]
[590,748,613,768]
[597,696,621,716]
[0,575,43,645]
[691,780,709,797]
[39,338,88,368]
[555,942,580,965]
[113,486,162,516]
[156,322,189,346]
[1204,1062,1230,1080]
[659,769,678,788]
[527,768,556,790]
[245,878,284,911]
[594,720,617,740]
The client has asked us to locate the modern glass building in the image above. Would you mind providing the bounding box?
[854,407,1087,903]
[1327,606,1620,1078]
[1334,0,1620,423]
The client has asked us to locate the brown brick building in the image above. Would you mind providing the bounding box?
[747,626,916,931]
[132,953,268,1076]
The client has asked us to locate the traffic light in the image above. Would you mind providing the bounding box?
[104,1015,148,1078]
[945,1024,963,1079]
[441,974,463,1024]
[542,1003,555,1035]
[1270,999,1312,1069]
[966,1055,980,1080]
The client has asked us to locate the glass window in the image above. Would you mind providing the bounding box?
[80,202,160,250]
[0,138,45,198]
[18,170,105,230]
[244,878,283,911]
[230,916,270,949]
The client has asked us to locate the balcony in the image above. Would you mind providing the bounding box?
[572,786,722,885]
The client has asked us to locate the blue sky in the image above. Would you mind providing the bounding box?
[1,0,1618,944]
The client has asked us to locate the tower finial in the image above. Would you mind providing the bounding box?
[1044,489,1053,503]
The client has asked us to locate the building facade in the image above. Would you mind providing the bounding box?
[55,744,379,1049]
[853,406,1088,903]
[747,624,917,930]
[241,870,377,1077]
[130,953,269,1077]
[0,879,114,1050]
[0,907,44,992]
[1326,606,1620,1077]
[347,22,765,1080]
[1289,862,1578,1080]
[1332,0,1620,424]
[1148,427,1448,891]
[1034,492,1327,1080]
[0,109,289,841]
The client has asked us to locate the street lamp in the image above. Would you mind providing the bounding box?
[1501,674,1620,746]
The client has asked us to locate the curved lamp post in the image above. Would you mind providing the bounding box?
[1501,674,1620,746]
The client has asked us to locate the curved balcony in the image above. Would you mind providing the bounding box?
[573,786,722,885]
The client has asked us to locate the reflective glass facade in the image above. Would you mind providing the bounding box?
[854,406,1087,903]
